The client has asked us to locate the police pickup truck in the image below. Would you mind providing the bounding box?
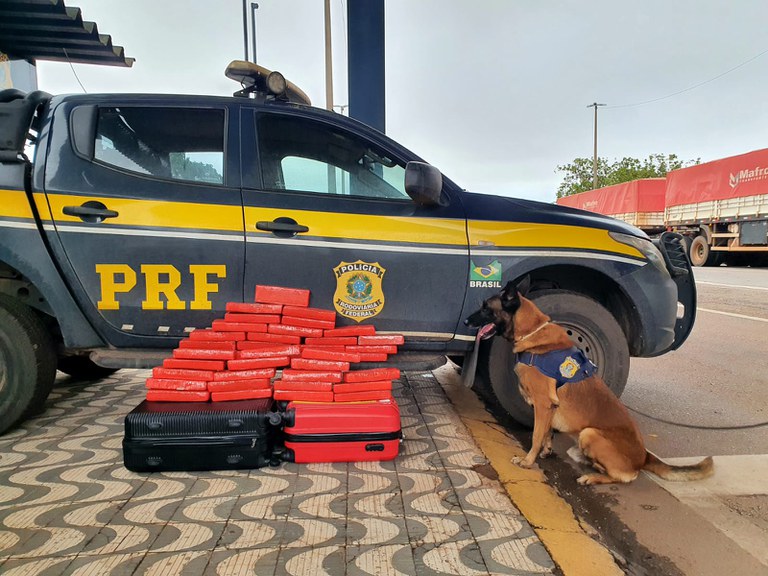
[0,62,695,433]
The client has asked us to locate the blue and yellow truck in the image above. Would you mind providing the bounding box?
[0,63,695,433]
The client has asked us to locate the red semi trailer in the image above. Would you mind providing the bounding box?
[558,149,768,266]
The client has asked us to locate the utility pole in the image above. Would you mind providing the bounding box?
[587,102,606,189]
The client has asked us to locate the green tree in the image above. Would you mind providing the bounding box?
[556,154,699,198]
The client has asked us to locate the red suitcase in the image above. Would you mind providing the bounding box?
[281,399,401,463]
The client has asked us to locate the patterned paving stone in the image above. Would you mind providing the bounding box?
[0,368,556,575]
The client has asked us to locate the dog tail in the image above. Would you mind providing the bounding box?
[643,452,714,482]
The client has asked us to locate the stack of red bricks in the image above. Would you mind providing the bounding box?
[143,285,404,403]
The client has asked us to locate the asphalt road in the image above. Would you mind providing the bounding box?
[498,265,768,576]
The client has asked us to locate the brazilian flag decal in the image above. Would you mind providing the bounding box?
[470,260,502,288]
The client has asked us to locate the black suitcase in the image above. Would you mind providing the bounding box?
[123,399,281,472]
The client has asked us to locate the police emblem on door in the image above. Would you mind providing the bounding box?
[333,261,386,322]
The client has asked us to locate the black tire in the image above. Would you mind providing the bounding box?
[689,235,724,267]
[478,291,630,427]
[58,355,119,380]
[0,295,57,435]
[689,235,709,267]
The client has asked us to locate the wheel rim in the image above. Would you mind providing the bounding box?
[558,322,605,368]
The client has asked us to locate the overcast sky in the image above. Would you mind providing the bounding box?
[36,0,768,203]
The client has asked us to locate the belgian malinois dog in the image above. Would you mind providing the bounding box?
[465,279,714,485]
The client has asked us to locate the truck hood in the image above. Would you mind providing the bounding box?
[460,191,650,239]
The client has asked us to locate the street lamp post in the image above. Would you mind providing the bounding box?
[587,102,606,190]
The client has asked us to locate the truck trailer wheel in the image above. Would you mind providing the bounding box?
[58,355,118,380]
[689,235,723,267]
[477,291,630,427]
[0,295,57,435]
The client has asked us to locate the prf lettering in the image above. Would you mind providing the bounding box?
[95,264,226,310]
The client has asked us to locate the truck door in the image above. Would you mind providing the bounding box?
[241,109,469,340]
[41,101,244,340]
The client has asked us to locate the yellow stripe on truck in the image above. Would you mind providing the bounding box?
[0,189,36,219]
[245,207,468,246]
[45,194,244,232]
[468,220,645,259]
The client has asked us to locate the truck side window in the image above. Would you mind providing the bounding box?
[257,114,409,200]
[94,107,225,185]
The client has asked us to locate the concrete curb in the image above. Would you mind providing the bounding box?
[436,364,624,576]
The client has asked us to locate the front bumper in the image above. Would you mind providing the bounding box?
[652,231,697,354]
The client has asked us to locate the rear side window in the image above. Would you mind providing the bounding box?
[94,107,225,184]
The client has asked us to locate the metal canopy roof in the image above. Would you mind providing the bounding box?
[0,0,134,67]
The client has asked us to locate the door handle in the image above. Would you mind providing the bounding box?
[256,217,309,237]
[63,200,119,223]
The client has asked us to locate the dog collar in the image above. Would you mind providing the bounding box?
[517,347,597,388]
[514,321,550,343]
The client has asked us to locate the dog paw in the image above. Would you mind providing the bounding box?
[511,456,533,468]
[576,474,594,485]
[539,448,553,458]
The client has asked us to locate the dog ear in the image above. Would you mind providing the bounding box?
[500,281,516,302]
[515,275,531,297]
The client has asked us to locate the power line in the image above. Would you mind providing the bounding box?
[608,46,768,109]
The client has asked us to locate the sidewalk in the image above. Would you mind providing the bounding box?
[0,365,614,575]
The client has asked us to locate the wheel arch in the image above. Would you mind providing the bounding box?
[506,263,643,356]
[0,246,104,349]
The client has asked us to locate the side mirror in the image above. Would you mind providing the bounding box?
[405,161,442,206]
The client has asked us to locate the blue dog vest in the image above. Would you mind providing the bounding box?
[517,347,597,388]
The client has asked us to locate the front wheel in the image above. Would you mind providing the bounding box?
[478,291,630,427]
[0,295,57,435]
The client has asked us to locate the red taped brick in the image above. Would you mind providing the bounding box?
[290,357,349,372]
[212,320,268,333]
[223,313,282,324]
[281,316,335,330]
[343,368,401,383]
[282,369,342,383]
[179,340,236,351]
[213,368,276,381]
[211,389,273,402]
[255,285,310,307]
[237,345,301,359]
[356,353,388,362]
[237,342,301,354]
[272,380,333,392]
[300,345,346,352]
[268,324,323,338]
[163,358,226,371]
[304,337,357,347]
[282,305,336,323]
[146,378,209,391]
[323,325,376,337]
[246,332,301,345]
[302,348,361,363]
[358,334,404,345]
[173,348,237,361]
[227,356,290,370]
[146,390,210,402]
[346,345,398,354]
[207,379,271,392]
[334,380,393,394]
[273,390,334,402]
[334,390,393,402]
[152,367,215,381]
[226,302,283,314]
[189,330,246,342]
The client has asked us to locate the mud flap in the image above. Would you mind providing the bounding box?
[460,331,482,388]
